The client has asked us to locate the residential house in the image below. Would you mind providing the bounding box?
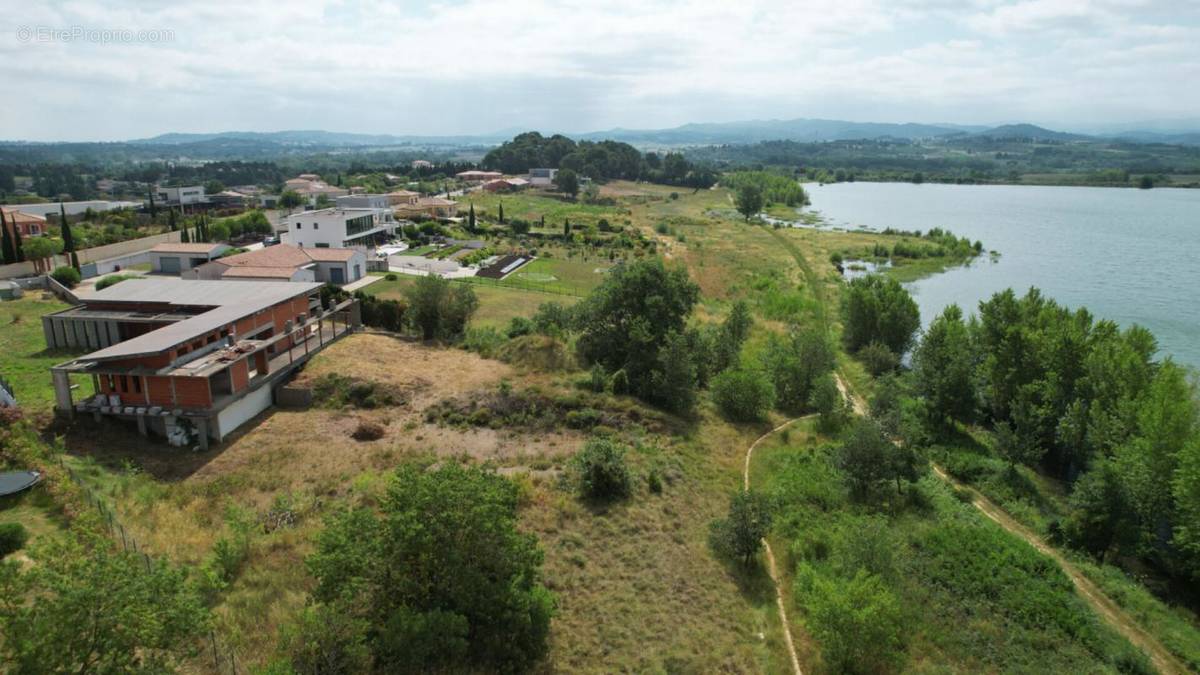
[186,244,367,285]
[386,190,420,206]
[482,178,530,193]
[411,160,433,170]
[528,168,558,187]
[455,170,503,183]
[393,196,459,220]
[284,207,397,249]
[149,242,232,275]
[46,279,360,446]
[284,175,349,203]
[155,185,207,206]
[1,207,48,237]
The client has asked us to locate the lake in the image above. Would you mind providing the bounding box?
[805,182,1200,369]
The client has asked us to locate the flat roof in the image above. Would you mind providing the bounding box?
[73,279,321,362]
[150,242,225,255]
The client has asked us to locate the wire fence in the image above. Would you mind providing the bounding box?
[56,453,243,675]
[455,273,585,298]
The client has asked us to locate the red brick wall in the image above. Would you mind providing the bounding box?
[146,376,174,407]
[230,359,249,392]
[172,377,212,409]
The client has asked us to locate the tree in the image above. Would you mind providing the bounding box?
[555,168,579,198]
[713,300,753,373]
[11,221,23,262]
[840,274,920,355]
[652,330,698,413]
[0,213,14,265]
[993,420,1042,469]
[467,202,476,232]
[147,189,157,218]
[570,437,633,500]
[797,567,904,674]
[734,183,764,221]
[306,463,554,673]
[837,419,892,499]
[0,532,209,673]
[167,207,178,232]
[711,368,776,422]
[563,218,570,238]
[1061,460,1129,559]
[58,204,76,256]
[709,490,773,566]
[498,200,505,224]
[912,304,976,430]
[180,225,191,244]
[279,190,304,212]
[22,236,63,274]
[404,274,478,340]
[575,259,699,403]
[810,374,847,433]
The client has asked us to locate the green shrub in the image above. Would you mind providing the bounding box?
[506,316,534,339]
[710,368,775,422]
[0,522,29,557]
[796,566,905,673]
[385,273,398,281]
[571,437,633,500]
[461,327,506,357]
[588,364,608,393]
[51,266,81,288]
[564,408,603,430]
[609,369,630,395]
[857,341,899,376]
[95,274,140,291]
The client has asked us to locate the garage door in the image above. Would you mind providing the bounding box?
[329,267,345,284]
[159,256,181,274]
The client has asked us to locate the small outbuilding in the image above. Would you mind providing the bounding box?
[149,242,231,275]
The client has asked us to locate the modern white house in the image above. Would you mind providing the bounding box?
[528,168,558,187]
[335,194,392,211]
[284,207,397,249]
[155,186,207,206]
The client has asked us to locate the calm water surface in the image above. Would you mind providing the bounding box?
[806,182,1200,368]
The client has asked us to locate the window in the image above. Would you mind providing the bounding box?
[313,223,319,230]
[315,243,330,248]
[295,222,302,229]
[133,376,142,394]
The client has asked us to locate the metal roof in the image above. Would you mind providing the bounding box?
[75,279,321,362]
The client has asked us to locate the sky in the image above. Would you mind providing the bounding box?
[2,0,1198,141]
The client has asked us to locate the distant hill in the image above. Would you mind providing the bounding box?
[971,124,1087,142]
[577,118,973,145]
[132,129,513,147]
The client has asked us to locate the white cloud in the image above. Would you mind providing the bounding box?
[0,0,1196,139]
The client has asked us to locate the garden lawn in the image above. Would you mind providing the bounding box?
[0,296,85,416]
[361,275,578,328]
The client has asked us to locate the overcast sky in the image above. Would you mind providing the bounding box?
[2,0,1198,141]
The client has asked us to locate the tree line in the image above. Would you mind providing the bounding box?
[482,132,718,188]
[892,287,1200,586]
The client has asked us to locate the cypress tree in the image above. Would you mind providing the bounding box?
[12,219,24,262]
[59,203,76,253]
[564,219,571,238]
[540,214,545,229]
[1,211,14,264]
[168,207,178,232]
[498,200,505,224]
[181,225,190,244]
[148,190,157,219]
[468,202,476,232]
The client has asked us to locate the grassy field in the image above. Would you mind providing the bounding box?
[0,296,85,416]
[749,420,1152,672]
[363,274,580,327]
[459,190,629,230]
